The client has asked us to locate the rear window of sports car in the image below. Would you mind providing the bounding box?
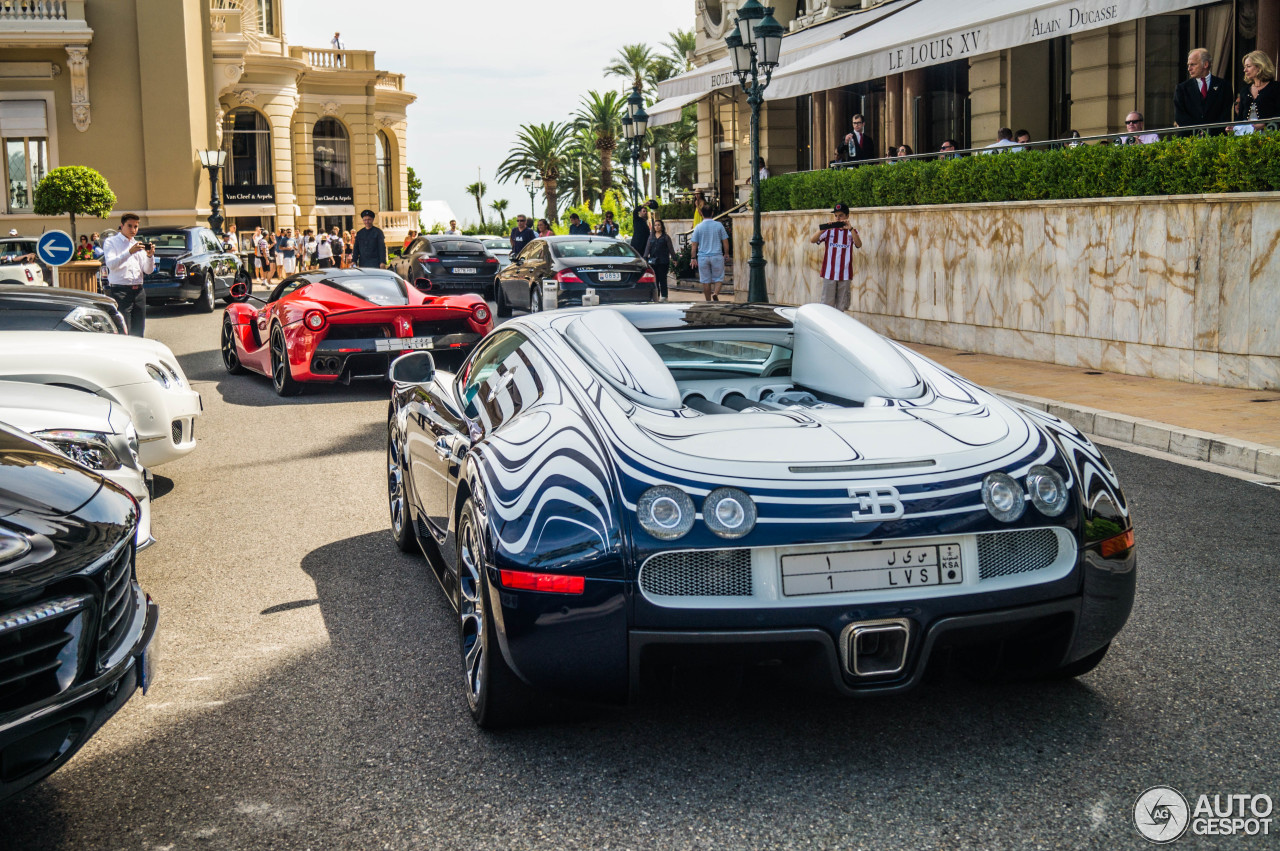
[324,276,409,306]
[651,339,792,377]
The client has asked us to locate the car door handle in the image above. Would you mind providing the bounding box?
[434,436,452,460]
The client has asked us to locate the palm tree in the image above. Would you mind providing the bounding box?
[490,198,508,229]
[561,127,603,211]
[496,122,572,223]
[604,43,656,94]
[465,180,487,226]
[663,29,696,72]
[573,91,626,198]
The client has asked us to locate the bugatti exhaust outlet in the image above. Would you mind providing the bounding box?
[842,619,911,677]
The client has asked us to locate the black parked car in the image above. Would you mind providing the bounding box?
[140,225,242,312]
[0,421,157,801]
[391,234,499,299]
[0,284,126,333]
[493,236,657,317]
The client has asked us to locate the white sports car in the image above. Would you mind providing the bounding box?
[0,332,201,468]
[0,380,154,549]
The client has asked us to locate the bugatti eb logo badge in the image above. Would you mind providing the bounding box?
[849,486,904,521]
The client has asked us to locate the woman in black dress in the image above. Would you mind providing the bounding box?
[1235,50,1280,132]
[643,218,675,302]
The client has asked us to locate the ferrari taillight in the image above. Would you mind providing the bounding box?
[303,310,327,331]
[472,304,491,324]
[555,269,584,284]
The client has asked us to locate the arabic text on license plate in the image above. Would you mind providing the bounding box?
[453,267,477,274]
[780,543,962,596]
[597,271,622,282]
[401,336,435,350]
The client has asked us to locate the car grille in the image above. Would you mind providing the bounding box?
[326,323,391,340]
[98,544,135,665]
[976,529,1060,580]
[171,419,183,445]
[412,318,473,337]
[0,595,92,712]
[639,549,753,597]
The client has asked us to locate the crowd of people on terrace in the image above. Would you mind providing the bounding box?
[828,47,1278,167]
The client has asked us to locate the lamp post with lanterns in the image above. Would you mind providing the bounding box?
[522,173,542,221]
[725,0,783,303]
[198,148,228,235]
[623,86,648,207]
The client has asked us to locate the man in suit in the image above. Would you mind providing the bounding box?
[1174,48,1232,130]
[834,114,876,165]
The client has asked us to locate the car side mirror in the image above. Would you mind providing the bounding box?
[389,351,435,385]
[229,281,250,302]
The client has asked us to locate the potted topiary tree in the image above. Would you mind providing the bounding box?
[32,165,116,242]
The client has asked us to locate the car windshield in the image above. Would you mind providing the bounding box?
[551,240,639,260]
[0,240,37,257]
[482,239,509,251]
[433,240,484,254]
[147,232,189,250]
[321,275,409,306]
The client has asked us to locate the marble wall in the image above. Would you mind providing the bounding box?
[732,194,1280,391]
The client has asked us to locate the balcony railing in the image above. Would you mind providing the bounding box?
[292,46,375,72]
[376,73,405,92]
[376,211,419,232]
[0,0,80,22]
[0,0,91,46]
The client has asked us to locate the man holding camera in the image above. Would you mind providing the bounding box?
[808,202,862,311]
[103,212,155,337]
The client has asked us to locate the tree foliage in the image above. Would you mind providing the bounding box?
[33,165,116,242]
[573,91,627,198]
[495,122,573,224]
[465,180,487,226]
[604,43,656,94]
[407,166,422,212]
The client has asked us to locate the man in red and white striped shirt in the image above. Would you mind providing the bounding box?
[808,202,863,311]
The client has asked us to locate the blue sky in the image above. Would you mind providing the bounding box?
[285,0,694,227]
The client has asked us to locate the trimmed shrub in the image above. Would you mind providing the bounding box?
[758,133,1280,212]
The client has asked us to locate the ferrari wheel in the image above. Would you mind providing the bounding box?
[495,281,511,317]
[529,285,542,314]
[457,499,533,728]
[387,420,416,553]
[196,273,216,313]
[270,326,302,397]
[221,316,246,375]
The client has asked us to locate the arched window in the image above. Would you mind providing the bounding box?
[313,118,351,189]
[222,108,272,186]
[376,130,392,211]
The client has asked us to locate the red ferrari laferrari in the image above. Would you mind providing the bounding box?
[220,268,492,395]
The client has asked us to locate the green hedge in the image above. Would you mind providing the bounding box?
[759,133,1280,212]
[658,201,695,220]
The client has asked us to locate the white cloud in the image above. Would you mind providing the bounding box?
[285,0,693,228]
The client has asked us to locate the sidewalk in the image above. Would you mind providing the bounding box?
[666,290,1280,477]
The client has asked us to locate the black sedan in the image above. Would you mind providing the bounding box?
[493,236,656,317]
[391,234,499,299]
[0,283,126,333]
[0,421,158,800]
[140,225,242,312]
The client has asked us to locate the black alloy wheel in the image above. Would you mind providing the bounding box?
[270,326,302,396]
[196,273,216,313]
[495,280,511,317]
[457,499,533,728]
[221,316,246,374]
[387,420,416,553]
[528,285,542,314]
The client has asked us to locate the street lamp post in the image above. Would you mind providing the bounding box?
[726,0,783,303]
[198,148,229,235]
[523,173,542,221]
[624,86,648,207]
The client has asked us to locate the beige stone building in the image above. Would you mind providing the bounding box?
[655,0,1278,210]
[0,0,417,249]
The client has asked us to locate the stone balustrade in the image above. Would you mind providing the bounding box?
[0,0,78,21]
[732,193,1280,391]
[292,46,375,71]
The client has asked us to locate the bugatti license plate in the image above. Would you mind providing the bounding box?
[401,336,435,350]
[598,271,622,281]
[780,543,962,596]
[452,267,476,274]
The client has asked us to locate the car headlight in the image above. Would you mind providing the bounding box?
[637,485,695,540]
[32,429,124,471]
[0,526,31,567]
[64,305,120,333]
[1026,465,1069,517]
[161,361,184,387]
[703,487,757,539]
[145,363,170,388]
[981,471,1025,522]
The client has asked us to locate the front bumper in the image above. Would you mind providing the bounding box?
[126,383,202,468]
[102,466,154,550]
[0,594,157,801]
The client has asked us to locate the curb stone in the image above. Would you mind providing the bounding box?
[999,391,1280,478]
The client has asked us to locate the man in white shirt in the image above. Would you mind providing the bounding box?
[983,127,1018,153]
[316,230,334,268]
[1120,112,1161,144]
[445,220,461,235]
[331,32,343,50]
[102,213,156,337]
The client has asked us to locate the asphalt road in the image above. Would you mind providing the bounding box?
[4,305,1278,850]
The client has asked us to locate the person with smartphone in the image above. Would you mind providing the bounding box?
[102,212,156,337]
[808,202,862,311]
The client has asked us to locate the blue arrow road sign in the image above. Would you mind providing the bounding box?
[36,230,75,267]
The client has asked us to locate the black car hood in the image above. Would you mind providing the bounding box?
[0,422,103,520]
[0,284,116,311]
